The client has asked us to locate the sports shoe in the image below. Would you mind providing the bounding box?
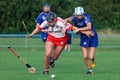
[50,61,55,68]
[91,61,96,68]
[87,71,94,74]
[50,56,55,68]
[87,68,94,74]
[43,71,49,75]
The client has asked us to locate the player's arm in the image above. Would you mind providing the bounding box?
[72,25,94,37]
[28,24,41,38]
[64,17,88,33]
[64,17,72,25]
[72,20,93,34]
[75,15,92,32]
[81,30,94,37]
[64,17,94,37]
[64,16,91,31]
[64,17,76,31]
[41,29,48,32]
[73,22,92,34]
[28,15,42,37]
[79,22,91,31]
[28,21,48,38]
[64,17,85,32]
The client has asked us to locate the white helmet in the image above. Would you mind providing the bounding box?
[74,7,84,15]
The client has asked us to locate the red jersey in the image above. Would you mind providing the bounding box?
[37,17,73,46]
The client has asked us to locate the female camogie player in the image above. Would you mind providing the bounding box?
[64,6,98,74]
[36,2,51,44]
[28,12,73,74]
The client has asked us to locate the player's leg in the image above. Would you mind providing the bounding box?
[82,47,91,68]
[50,46,64,67]
[53,46,64,60]
[67,34,72,52]
[64,44,68,51]
[43,41,55,74]
[89,33,98,68]
[67,44,71,51]
[89,47,96,68]
[82,47,94,74]
[64,34,71,52]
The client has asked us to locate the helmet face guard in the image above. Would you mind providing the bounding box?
[46,12,57,27]
[46,12,56,23]
[74,7,84,16]
[43,2,50,7]
[43,2,51,13]
[47,17,56,23]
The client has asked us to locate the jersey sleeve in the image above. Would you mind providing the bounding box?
[37,20,48,30]
[57,17,64,22]
[72,16,76,22]
[57,20,64,28]
[36,15,42,24]
[66,23,73,31]
[57,17,73,30]
[84,13,92,23]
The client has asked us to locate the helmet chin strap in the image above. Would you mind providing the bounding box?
[48,20,56,27]
[49,23,55,27]
[44,11,50,13]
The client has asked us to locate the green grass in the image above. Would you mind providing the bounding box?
[0,37,120,80]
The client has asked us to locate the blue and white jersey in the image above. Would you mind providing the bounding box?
[36,12,49,29]
[36,12,47,24]
[72,13,98,47]
[72,13,97,35]
[36,12,48,42]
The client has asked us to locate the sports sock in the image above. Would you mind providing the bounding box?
[91,58,95,61]
[88,68,93,72]
[50,56,53,62]
[45,68,49,72]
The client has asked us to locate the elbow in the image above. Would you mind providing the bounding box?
[86,25,92,31]
[64,19,67,24]
[89,27,92,30]
[87,23,92,30]
[62,28,66,34]
[37,25,42,30]
[64,18,69,23]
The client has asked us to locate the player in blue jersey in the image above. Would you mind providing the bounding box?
[64,6,98,74]
[36,2,51,44]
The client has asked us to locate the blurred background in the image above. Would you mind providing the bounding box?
[0,0,120,34]
[0,0,120,49]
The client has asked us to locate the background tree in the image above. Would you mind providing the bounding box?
[0,0,120,33]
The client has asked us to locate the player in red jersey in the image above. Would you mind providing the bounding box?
[28,12,72,74]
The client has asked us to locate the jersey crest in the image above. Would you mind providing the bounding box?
[42,16,46,20]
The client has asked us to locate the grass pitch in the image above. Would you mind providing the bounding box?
[0,37,120,80]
